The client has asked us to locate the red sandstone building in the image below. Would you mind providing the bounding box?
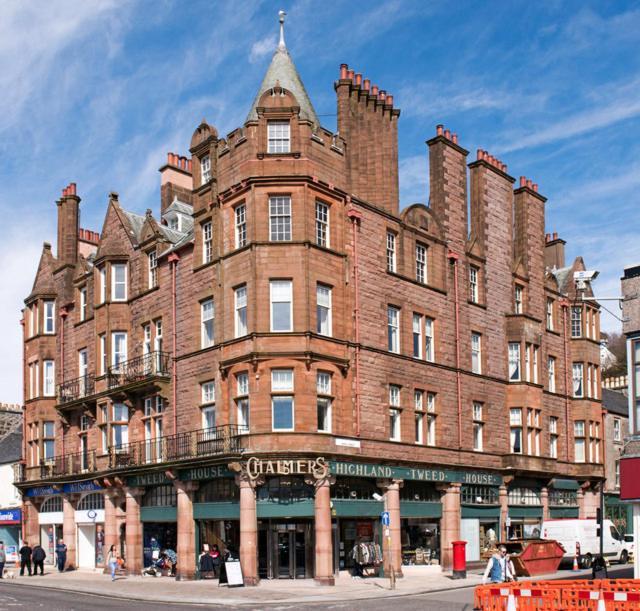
[18,19,604,583]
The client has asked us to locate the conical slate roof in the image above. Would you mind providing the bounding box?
[246,26,319,125]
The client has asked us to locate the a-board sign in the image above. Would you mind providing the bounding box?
[218,560,244,587]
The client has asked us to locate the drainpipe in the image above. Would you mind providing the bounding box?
[447,250,463,449]
[60,307,68,457]
[347,208,363,437]
[560,298,570,461]
[168,253,180,435]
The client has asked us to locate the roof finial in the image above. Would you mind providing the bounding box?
[278,10,287,50]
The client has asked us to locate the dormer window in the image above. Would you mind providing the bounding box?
[267,120,290,153]
[200,155,211,185]
[169,217,179,231]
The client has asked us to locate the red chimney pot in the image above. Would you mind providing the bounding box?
[532,183,538,192]
[452,133,458,144]
[526,179,533,189]
[444,129,451,139]
[371,85,378,96]
[379,90,386,101]
[340,64,348,79]
[519,176,526,187]
[347,69,355,81]
[355,73,362,86]
[436,124,444,136]
[553,232,558,240]
[363,78,370,91]
[387,94,393,106]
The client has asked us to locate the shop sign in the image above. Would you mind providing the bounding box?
[330,461,501,486]
[25,486,61,498]
[0,509,21,524]
[246,456,329,480]
[127,472,171,487]
[63,481,101,494]
[179,465,234,481]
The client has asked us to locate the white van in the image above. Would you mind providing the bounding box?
[541,519,630,567]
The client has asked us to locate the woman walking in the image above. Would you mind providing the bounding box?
[106,545,118,581]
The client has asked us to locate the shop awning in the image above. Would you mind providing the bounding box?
[549,479,579,490]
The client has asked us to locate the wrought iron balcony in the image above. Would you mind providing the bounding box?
[107,351,171,391]
[57,374,95,404]
[52,450,97,476]
[108,424,244,469]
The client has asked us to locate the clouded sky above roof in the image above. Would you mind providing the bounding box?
[1,0,638,401]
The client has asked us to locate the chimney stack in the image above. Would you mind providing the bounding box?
[160,151,193,215]
[56,183,80,268]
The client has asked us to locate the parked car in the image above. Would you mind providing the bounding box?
[541,519,630,568]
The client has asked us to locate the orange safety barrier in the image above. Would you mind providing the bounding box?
[474,579,640,610]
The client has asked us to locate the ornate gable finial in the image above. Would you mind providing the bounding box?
[278,10,287,50]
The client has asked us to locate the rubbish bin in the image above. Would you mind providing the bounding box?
[501,539,565,577]
[452,540,467,579]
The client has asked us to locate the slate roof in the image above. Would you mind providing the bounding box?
[0,431,22,465]
[246,40,319,125]
[120,209,146,242]
[164,200,193,217]
[603,388,629,417]
[551,265,573,293]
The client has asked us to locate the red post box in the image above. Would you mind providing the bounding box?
[452,540,467,579]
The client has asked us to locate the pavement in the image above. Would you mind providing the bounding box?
[0,563,633,608]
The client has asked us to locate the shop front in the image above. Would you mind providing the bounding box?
[0,508,21,563]
[140,484,177,567]
[400,482,441,566]
[507,484,543,540]
[38,495,64,564]
[256,476,315,579]
[460,484,500,562]
[330,477,383,573]
[75,492,105,568]
[193,475,240,558]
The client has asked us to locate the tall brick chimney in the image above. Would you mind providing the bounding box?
[56,183,80,268]
[159,153,193,215]
[514,176,547,318]
[427,125,469,252]
[545,231,566,270]
[335,65,400,214]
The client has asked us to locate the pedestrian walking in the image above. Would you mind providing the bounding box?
[482,545,513,584]
[106,545,118,581]
[0,541,6,579]
[55,539,67,573]
[32,544,46,575]
[19,542,32,576]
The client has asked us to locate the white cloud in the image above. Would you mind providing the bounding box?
[250,35,276,63]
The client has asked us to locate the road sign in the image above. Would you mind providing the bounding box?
[381,511,390,526]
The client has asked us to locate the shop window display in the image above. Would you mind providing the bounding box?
[400,481,440,502]
[196,479,239,503]
[401,519,440,565]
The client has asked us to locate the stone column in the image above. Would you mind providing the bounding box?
[439,483,461,570]
[237,473,261,586]
[103,489,120,569]
[378,479,403,578]
[541,487,549,521]
[62,495,77,569]
[499,484,509,541]
[309,475,335,585]
[23,499,40,547]
[174,480,198,580]
[124,488,144,575]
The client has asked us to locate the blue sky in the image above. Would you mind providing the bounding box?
[1,1,639,402]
